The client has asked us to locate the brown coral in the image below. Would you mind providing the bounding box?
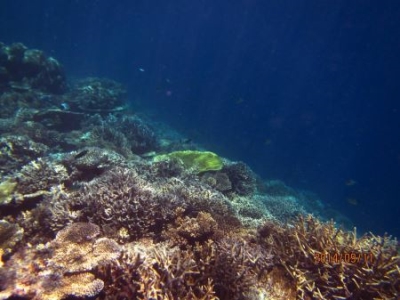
[40,166,239,242]
[166,210,220,246]
[0,220,23,255]
[48,223,121,273]
[98,237,273,300]
[38,272,104,300]
[14,157,69,197]
[258,215,400,299]
[0,223,120,300]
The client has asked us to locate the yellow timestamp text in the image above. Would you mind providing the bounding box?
[314,251,374,265]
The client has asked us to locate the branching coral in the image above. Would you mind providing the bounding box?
[165,210,220,246]
[98,237,273,300]
[36,165,239,242]
[258,215,400,299]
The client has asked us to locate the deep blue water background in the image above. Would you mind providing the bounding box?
[1,0,400,237]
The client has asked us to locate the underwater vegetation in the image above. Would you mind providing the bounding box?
[0,42,399,299]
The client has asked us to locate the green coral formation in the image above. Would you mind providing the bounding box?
[0,179,17,205]
[153,150,223,173]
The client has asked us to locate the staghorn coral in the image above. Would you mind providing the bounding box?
[257,215,400,299]
[98,237,273,300]
[36,164,239,242]
[0,222,119,300]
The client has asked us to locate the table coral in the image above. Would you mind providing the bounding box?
[0,223,120,300]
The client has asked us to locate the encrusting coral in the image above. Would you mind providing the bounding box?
[0,222,120,300]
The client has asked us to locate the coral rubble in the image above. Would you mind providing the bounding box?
[0,42,398,299]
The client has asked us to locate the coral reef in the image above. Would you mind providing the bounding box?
[97,237,273,300]
[66,77,127,113]
[14,158,69,197]
[0,135,48,175]
[33,165,238,242]
[201,171,232,192]
[0,180,17,206]
[222,161,257,196]
[258,215,400,299]
[0,43,398,300]
[257,194,307,224]
[0,220,23,255]
[87,114,159,156]
[0,42,66,94]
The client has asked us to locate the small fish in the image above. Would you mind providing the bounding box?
[74,149,89,160]
[60,102,70,110]
[139,68,145,72]
[345,179,357,186]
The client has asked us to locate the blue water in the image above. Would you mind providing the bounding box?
[1,0,400,237]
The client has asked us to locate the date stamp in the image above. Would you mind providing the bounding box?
[314,251,374,265]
